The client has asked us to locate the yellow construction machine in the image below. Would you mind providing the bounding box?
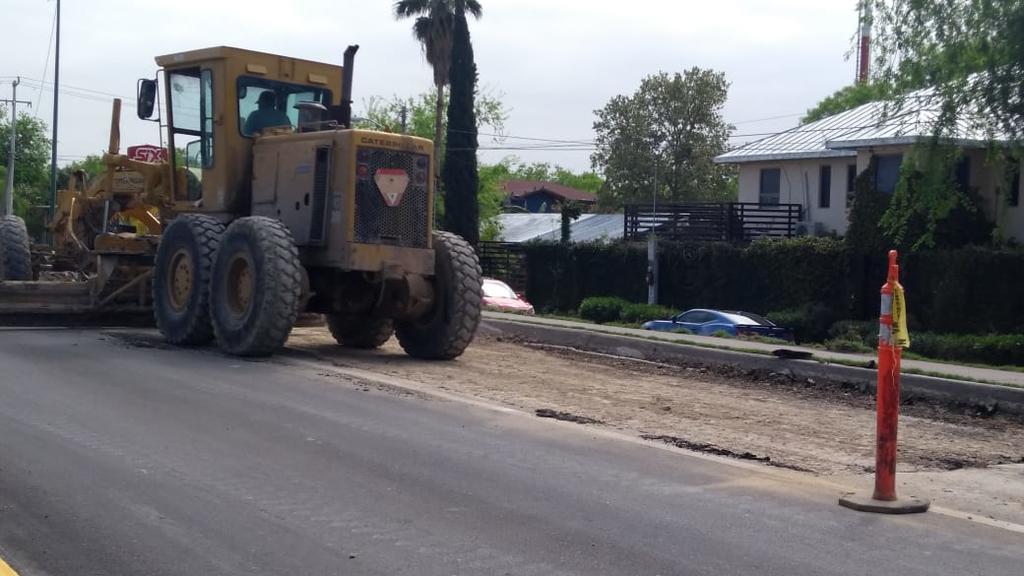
[0,46,482,359]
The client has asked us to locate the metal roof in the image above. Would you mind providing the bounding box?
[495,214,625,243]
[501,180,598,203]
[715,89,1002,164]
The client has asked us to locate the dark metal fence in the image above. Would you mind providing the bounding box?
[476,242,528,291]
[623,202,803,243]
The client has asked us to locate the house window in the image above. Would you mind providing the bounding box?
[759,168,781,205]
[846,164,857,207]
[873,154,903,194]
[819,165,832,208]
[955,156,971,191]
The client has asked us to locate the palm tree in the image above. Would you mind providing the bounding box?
[394,0,482,179]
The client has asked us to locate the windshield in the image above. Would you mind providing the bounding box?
[482,280,517,299]
[238,76,332,136]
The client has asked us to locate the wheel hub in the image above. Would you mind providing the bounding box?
[167,249,194,312]
[226,254,254,319]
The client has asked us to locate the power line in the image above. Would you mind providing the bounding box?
[19,80,136,108]
[34,4,57,118]
[20,77,132,100]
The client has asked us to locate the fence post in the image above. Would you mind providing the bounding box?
[838,250,929,514]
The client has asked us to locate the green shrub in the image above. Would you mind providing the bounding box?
[766,302,837,344]
[711,329,733,338]
[578,296,630,324]
[828,320,877,347]
[824,338,874,354]
[910,333,1024,367]
[620,303,677,324]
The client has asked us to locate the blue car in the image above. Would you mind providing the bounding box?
[642,309,792,340]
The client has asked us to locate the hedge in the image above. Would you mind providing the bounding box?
[910,333,1024,367]
[520,238,1024,336]
[579,297,630,324]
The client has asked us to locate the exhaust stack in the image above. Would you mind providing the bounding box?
[339,45,359,128]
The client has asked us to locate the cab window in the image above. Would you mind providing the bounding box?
[238,76,332,137]
[169,68,213,200]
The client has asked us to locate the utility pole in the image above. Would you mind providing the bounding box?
[3,78,32,217]
[48,0,61,225]
[399,105,408,134]
[648,157,659,305]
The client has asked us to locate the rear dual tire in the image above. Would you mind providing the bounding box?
[209,217,302,357]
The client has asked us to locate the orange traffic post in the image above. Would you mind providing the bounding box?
[839,250,930,514]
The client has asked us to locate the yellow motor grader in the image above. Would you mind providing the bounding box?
[0,46,482,359]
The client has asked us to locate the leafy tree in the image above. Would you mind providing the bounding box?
[880,145,993,251]
[591,69,733,209]
[358,87,507,156]
[844,158,890,255]
[802,82,894,124]
[57,154,106,189]
[0,108,51,192]
[1,107,51,234]
[868,0,1024,143]
[855,1,1024,250]
[394,0,483,185]
[442,6,482,245]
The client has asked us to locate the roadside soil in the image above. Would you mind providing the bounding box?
[286,327,1024,525]
[103,324,1024,524]
[290,329,1023,474]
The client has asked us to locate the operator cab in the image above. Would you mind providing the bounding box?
[136,46,347,215]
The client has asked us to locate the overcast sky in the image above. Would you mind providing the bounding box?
[1,0,862,173]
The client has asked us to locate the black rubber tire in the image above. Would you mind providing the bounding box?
[210,217,302,357]
[396,231,482,360]
[326,315,394,349]
[0,215,32,281]
[152,214,225,345]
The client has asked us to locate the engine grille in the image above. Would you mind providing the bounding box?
[354,147,430,248]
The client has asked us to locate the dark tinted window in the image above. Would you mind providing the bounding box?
[873,154,903,194]
[679,311,715,324]
[955,156,971,191]
[846,164,857,207]
[759,168,781,205]
[819,165,831,208]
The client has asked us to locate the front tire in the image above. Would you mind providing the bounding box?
[396,231,482,360]
[210,217,302,357]
[153,215,224,344]
[327,315,394,349]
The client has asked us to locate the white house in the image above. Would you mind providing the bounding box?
[714,91,1024,240]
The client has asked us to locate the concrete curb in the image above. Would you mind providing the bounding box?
[481,318,1024,417]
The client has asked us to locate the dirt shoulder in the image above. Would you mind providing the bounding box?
[286,328,1024,525]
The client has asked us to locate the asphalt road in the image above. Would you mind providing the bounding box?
[0,328,1019,575]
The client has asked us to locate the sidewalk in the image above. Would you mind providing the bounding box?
[483,311,1024,389]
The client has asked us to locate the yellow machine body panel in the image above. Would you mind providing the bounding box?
[154,46,344,216]
[250,130,436,276]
